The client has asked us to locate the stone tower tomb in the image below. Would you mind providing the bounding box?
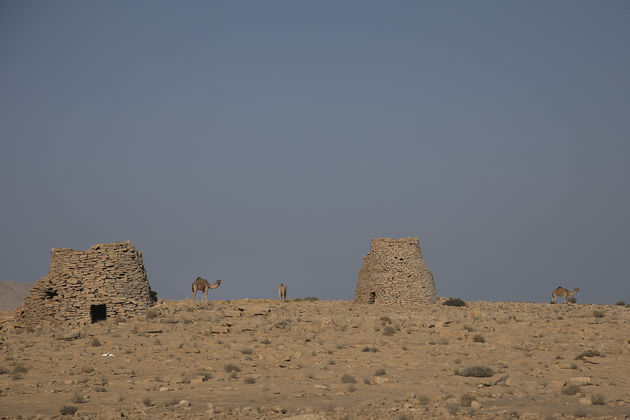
[354,237,438,305]
[15,241,155,326]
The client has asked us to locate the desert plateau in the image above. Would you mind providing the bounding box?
[1,298,629,419]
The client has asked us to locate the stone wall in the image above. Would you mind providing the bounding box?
[15,241,155,326]
[354,237,438,305]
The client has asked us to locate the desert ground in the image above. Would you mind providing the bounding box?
[1,298,629,419]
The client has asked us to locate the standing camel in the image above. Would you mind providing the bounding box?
[191,277,221,302]
[278,283,287,300]
[552,287,579,304]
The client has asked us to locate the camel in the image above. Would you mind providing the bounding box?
[552,287,579,304]
[191,277,221,302]
[278,283,287,300]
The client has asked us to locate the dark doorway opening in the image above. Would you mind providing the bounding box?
[368,291,376,304]
[90,304,107,323]
[45,289,58,299]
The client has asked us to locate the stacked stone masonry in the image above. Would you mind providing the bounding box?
[354,237,438,305]
[15,241,155,326]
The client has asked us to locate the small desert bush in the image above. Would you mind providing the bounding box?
[472,334,485,343]
[382,326,396,336]
[418,395,430,405]
[224,363,241,373]
[229,372,238,379]
[292,297,319,301]
[362,346,379,353]
[143,397,152,407]
[244,377,256,384]
[71,392,87,404]
[374,368,386,376]
[341,374,357,384]
[463,325,475,332]
[567,296,577,304]
[616,301,625,306]
[260,338,271,345]
[91,337,101,347]
[460,393,475,407]
[81,366,95,374]
[0,366,8,375]
[592,310,605,318]
[455,366,494,377]
[347,384,357,392]
[562,384,581,395]
[591,393,605,405]
[379,316,392,324]
[443,297,466,307]
[12,364,28,374]
[199,371,212,381]
[60,405,78,415]
[240,348,253,355]
[446,404,459,415]
[11,364,28,379]
[164,398,179,407]
[575,349,602,360]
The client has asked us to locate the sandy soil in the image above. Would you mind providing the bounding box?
[1,298,629,419]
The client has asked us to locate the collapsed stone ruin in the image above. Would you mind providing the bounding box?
[15,241,155,326]
[354,237,438,305]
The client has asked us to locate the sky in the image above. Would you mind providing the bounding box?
[1,1,629,304]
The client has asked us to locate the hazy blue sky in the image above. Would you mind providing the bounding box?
[2,1,629,304]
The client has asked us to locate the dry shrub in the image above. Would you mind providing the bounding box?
[591,393,605,405]
[473,334,485,343]
[575,349,602,360]
[460,393,475,407]
[382,326,396,336]
[224,364,241,373]
[562,384,580,395]
[443,297,466,307]
[455,366,494,377]
[341,374,357,384]
[60,405,78,415]
[71,392,87,404]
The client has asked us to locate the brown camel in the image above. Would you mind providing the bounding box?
[278,283,287,300]
[552,287,579,304]
[191,277,221,302]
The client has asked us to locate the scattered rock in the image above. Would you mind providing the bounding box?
[567,377,592,386]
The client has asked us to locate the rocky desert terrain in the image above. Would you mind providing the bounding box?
[1,298,629,419]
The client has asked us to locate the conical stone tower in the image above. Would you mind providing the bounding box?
[354,237,438,305]
[14,241,155,326]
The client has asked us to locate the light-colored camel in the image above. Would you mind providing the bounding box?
[191,277,221,302]
[552,287,579,304]
[278,283,287,300]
